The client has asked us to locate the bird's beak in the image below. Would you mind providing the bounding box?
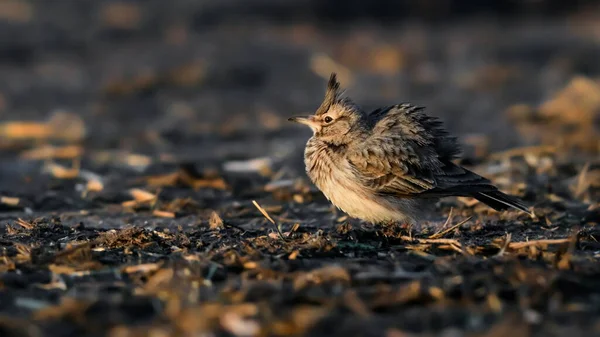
[288,116,320,131]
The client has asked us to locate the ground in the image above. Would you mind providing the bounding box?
[0,1,599,336]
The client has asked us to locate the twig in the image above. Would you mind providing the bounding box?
[507,238,570,249]
[430,208,453,236]
[15,218,33,230]
[401,236,461,246]
[496,233,512,256]
[252,200,286,241]
[429,216,472,239]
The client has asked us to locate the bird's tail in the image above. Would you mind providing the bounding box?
[472,190,531,215]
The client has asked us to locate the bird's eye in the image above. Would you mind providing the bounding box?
[324,116,333,123]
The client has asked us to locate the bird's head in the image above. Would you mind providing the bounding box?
[288,73,364,145]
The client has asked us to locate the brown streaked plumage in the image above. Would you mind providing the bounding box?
[288,73,531,224]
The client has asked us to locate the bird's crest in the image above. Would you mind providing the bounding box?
[315,73,340,116]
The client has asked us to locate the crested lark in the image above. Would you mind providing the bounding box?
[289,73,531,224]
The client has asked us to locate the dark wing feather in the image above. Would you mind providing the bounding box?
[349,104,495,198]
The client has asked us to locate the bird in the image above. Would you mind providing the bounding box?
[288,73,531,225]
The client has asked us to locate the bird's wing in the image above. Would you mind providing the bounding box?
[348,104,492,197]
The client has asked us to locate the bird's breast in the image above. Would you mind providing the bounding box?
[303,138,420,223]
[304,139,349,194]
[304,139,392,222]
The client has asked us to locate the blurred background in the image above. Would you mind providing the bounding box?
[0,0,600,176]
